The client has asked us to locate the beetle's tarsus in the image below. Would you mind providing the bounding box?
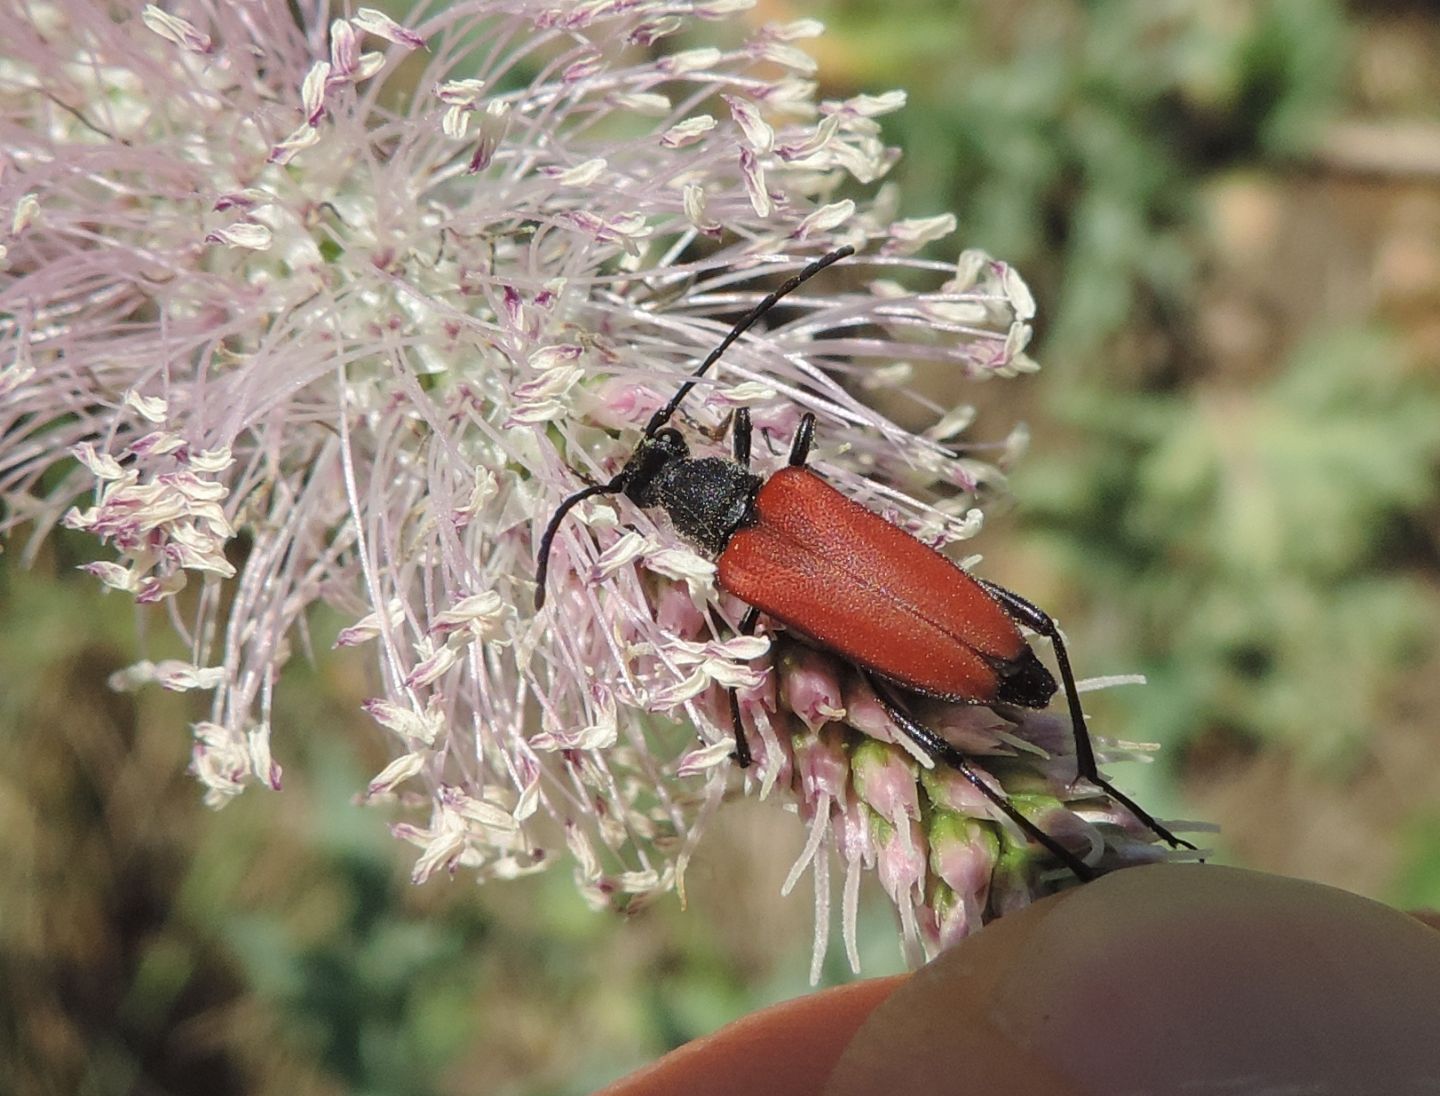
[979,577,1195,853]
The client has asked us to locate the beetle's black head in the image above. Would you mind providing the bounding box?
[620,427,689,503]
[622,429,761,556]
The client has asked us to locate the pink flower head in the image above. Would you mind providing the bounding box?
[0,0,1199,971]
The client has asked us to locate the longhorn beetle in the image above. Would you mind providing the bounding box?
[534,246,1195,880]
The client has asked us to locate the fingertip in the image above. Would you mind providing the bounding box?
[598,974,908,1096]
[827,865,1440,1095]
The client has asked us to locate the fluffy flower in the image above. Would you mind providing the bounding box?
[0,0,1193,969]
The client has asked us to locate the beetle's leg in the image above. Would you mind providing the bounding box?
[690,407,734,443]
[864,672,1095,882]
[788,411,816,467]
[732,408,752,470]
[726,605,761,768]
[978,580,1198,852]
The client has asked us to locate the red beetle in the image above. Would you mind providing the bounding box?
[535,247,1193,879]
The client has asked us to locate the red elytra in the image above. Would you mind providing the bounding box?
[718,465,1031,703]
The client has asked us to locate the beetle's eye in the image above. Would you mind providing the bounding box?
[654,427,682,447]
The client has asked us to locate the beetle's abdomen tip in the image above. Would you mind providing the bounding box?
[993,645,1058,709]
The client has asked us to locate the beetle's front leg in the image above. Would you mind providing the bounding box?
[787,412,816,467]
[732,408,752,470]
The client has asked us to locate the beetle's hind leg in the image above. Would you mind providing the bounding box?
[864,672,1096,883]
[977,580,1197,853]
[724,605,762,768]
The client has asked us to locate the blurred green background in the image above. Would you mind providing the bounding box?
[5,1,1440,1092]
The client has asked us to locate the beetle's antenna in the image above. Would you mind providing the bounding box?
[537,247,854,610]
[642,245,854,437]
[534,480,623,610]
